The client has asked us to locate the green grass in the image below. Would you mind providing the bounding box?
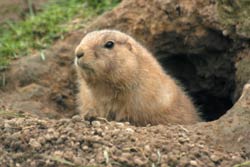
[0,110,26,118]
[0,0,120,69]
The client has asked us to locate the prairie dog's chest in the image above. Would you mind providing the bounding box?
[92,88,127,117]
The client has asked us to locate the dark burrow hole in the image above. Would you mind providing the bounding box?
[158,54,235,121]
[150,28,237,122]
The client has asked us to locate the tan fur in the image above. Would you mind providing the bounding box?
[74,30,201,126]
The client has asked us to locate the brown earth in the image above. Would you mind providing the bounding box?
[0,0,250,166]
[0,0,48,25]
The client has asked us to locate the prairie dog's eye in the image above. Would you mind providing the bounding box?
[104,41,114,49]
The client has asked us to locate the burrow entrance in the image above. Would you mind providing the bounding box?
[152,30,236,121]
[159,54,235,121]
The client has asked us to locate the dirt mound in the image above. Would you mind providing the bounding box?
[0,115,246,167]
[1,82,250,166]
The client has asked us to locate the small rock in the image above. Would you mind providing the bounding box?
[222,30,229,36]
[44,133,55,141]
[11,132,21,139]
[133,156,145,166]
[115,122,124,127]
[56,137,63,144]
[82,145,89,151]
[120,152,131,162]
[96,128,103,134]
[161,164,169,167]
[89,158,95,163]
[197,143,204,148]
[64,151,74,160]
[59,118,70,124]
[178,137,189,144]
[190,160,198,166]
[53,150,64,157]
[73,156,83,165]
[4,122,11,130]
[96,151,104,163]
[72,115,82,122]
[92,121,101,127]
[64,127,75,134]
[125,128,134,134]
[124,122,130,125]
[144,145,151,153]
[29,139,41,149]
[210,154,220,162]
[151,153,158,162]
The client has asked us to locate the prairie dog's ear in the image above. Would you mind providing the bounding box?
[125,38,136,53]
[126,41,132,51]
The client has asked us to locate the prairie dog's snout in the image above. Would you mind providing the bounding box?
[74,47,85,66]
[76,51,84,59]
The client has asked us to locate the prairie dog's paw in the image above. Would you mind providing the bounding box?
[83,109,98,122]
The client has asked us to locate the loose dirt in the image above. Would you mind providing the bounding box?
[0,0,48,24]
[0,114,247,167]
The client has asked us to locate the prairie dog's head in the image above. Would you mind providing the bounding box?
[74,30,139,84]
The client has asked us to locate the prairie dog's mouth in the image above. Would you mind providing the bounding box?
[74,57,78,66]
[74,57,95,74]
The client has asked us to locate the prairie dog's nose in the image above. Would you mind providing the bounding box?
[76,51,84,59]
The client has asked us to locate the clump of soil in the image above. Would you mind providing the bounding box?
[0,115,246,167]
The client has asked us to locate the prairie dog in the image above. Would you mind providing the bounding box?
[74,29,201,126]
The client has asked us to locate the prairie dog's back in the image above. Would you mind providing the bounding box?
[75,29,201,126]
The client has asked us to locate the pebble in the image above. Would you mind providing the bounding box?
[210,154,220,162]
[124,122,130,125]
[29,138,41,149]
[115,122,124,127]
[59,118,71,124]
[44,133,55,141]
[125,128,134,134]
[178,137,190,144]
[120,152,131,161]
[82,145,89,151]
[72,115,82,122]
[96,151,104,163]
[64,151,74,160]
[89,158,95,163]
[96,128,103,134]
[92,121,101,127]
[11,132,21,139]
[144,145,151,153]
[73,156,83,165]
[151,153,158,162]
[47,128,55,133]
[190,160,198,166]
[4,122,11,130]
[222,30,229,36]
[133,156,145,166]
[53,150,63,157]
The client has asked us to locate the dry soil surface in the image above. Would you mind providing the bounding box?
[0,114,247,167]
